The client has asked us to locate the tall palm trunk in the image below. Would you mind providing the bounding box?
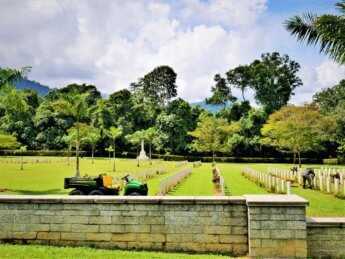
[75,118,80,177]
[113,138,116,172]
[149,142,152,165]
[91,146,94,164]
[137,146,140,167]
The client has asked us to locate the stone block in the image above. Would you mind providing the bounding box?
[34,210,56,216]
[261,221,287,230]
[50,224,71,232]
[270,229,295,239]
[100,210,121,216]
[134,204,159,211]
[219,235,247,244]
[287,221,306,230]
[12,232,36,239]
[165,242,180,251]
[138,233,166,242]
[37,232,60,240]
[20,224,50,232]
[112,216,139,225]
[193,234,219,244]
[175,225,203,234]
[71,224,99,233]
[99,225,125,233]
[125,225,150,233]
[232,243,248,256]
[151,225,175,234]
[249,229,270,239]
[232,226,247,235]
[121,210,147,217]
[166,233,193,242]
[86,233,111,241]
[40,215,64,224]
[250,221,260,230]
[112,233,137,241]
[205,226,231,235]
[249,238,261,248]
[110,204,134,211]
[61,232,86,241]
[88,216,111,225]
[63,216,88,224]
[295,229,307,239]
[140,216,164,225]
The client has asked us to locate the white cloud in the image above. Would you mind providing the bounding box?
[1,0,343,106]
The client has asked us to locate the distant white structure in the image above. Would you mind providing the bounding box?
[138,139,149,160]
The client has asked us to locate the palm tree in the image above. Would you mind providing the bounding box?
[107,126,122,172]
[52,91,89,177]
[125,131,143,167]
[144,127,157,165]
[284,1,345,65]
[18,146,27,171]
[0,67,31,91]
[84,129,101,164]
[62,134,75,166]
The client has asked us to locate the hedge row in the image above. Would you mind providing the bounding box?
[1,150,341,164]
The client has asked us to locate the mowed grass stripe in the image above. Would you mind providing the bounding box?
[216,163,267,195]
[169,164,214,196]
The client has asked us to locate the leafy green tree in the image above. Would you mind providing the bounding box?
[313,80,345,156]
[226,65,252,101]
[0,67,31,91]
[107,126,123,172]
[83,127,101,164]
[89,99,114,130]
[0,133,21,149]
[261,105,336,166]
[285,1,345,65]
[250,52,302,114]
[137,65,178,104]
[206,74,236,109]
[52,91,89,177]
[188,113,229,164]
[142,127,157,165]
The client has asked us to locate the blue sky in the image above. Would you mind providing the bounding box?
[0,0,344,104]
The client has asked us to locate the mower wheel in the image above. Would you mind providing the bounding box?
[128,192,141,196]
[69,189,85,195]
[89,190,104,195]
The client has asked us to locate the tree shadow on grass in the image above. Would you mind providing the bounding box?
[4,189,67,195]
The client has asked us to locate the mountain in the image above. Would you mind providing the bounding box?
[14,78,52,97]
[190,101,222,113]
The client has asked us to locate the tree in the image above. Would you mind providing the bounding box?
[105,145,114,162]
[132,65,178,104]
[285,1,345,65]
[0,67,31,91]
[17,146,27,171]
[52,91,89,177]
[62,133,75,166]
[313,80,345,156]
[143,127,157,165]
[226,65,252,101]
[188,113,229,164]
[206,74,236,109]
[107,126,122,172]
[250,52,302,114]
[261,105,336,167]
[84,127,101,164]
[0,133,21,149]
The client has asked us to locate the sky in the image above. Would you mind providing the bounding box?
[0,0,344,104]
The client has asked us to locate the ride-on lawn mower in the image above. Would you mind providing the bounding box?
[64,174,148,196]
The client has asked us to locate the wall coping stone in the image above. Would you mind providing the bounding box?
[244,194,309,207]
[0,195,246,205]
[307,217,345,228]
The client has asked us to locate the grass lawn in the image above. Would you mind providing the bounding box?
[214,163,344,217]
[0,157,178,195]
[168,164,214,196]
[0,244,230,259]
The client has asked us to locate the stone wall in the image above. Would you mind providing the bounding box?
[0,195,344,258]
[307,218,345,258]
[245,195,308,258]
[0,196,248,256]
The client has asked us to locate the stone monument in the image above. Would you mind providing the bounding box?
[138,139,149,160]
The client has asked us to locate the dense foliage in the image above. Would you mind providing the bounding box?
[0,57,343,160]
